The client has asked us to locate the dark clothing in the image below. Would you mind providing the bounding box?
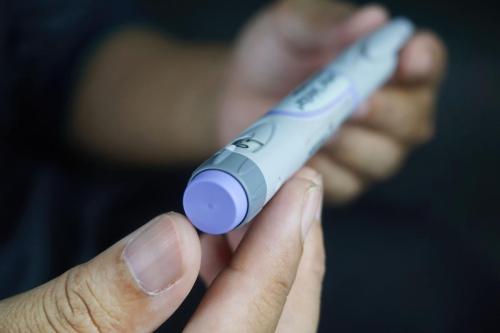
[0,0,145,295]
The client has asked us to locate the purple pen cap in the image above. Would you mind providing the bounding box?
[183,170,248,235]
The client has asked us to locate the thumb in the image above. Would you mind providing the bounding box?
[0,212,201,333]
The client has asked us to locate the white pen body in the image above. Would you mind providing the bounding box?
[184,18,415,233]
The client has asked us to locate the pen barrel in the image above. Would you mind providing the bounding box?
[191,70,360,228]
[184,18,415,234]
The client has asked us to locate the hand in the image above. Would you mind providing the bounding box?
[189,168,324,332]
[0,168,324,332]
[218,1,447,204]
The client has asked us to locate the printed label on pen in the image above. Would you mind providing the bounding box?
[271,69,353,116]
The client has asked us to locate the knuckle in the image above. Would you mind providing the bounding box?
[0,298,34,332]
[225,260,293,330]
[263,251,296,305]
[255,274,292,320]
[268,271,294,301]
[50,266,121,333]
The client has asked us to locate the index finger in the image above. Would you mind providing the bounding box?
[184,168,323,333]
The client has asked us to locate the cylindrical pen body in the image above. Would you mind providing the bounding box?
[184,19,414,234]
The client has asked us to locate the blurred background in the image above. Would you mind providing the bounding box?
[1,0,499,332]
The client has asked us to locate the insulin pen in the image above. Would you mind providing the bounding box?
[183,18,415,234]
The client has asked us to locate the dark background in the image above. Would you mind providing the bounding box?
[143,0,500,332]
[1,0,499,332]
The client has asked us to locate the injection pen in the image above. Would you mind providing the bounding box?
[183,18,415,234]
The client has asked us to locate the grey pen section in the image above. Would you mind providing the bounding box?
[191,150,267,228]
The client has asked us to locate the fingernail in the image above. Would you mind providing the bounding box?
[355,6,388,25]
[301,182,323,240]
[123,215,183,295]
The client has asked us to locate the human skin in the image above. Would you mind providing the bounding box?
[0,1,447,331]
[69,0,447,204]
[0,168,325,332]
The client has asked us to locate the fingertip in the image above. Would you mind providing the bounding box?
[308,154,364,205]
[185,171,324,332]
[398,31,447,84]
[340,4,389,43]
[360,4,390,22]
[352,3,390,26]
[422,31,448,78]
